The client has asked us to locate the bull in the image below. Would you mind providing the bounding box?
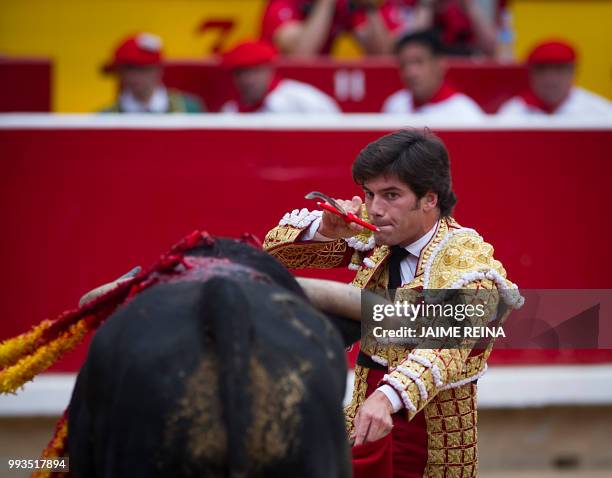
[67,234,362,478]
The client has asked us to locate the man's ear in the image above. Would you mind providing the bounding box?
[422,191,438,212]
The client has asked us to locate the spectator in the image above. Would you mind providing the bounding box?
[100,33,204,113]
[261,0,400,56]
[498,40,612,117]
[381,30,483,117]
[220,40,340,113]
[391,0,498,57]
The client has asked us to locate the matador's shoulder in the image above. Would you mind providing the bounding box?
[422,217,523,308]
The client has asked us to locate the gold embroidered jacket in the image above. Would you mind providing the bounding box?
[264,213,523,478]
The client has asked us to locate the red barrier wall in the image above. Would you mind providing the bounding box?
[1,119,611,370]
[164,58,528,113]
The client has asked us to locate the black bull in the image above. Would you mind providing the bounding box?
[68,238,359,477]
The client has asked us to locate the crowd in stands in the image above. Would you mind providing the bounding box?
[260,0,499,57]
[99,0,611,117]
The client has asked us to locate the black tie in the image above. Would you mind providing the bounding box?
[388,246,410,292]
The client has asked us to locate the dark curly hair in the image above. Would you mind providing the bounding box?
[352,129,457,217]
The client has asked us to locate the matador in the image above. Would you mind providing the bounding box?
[264,129,524,478]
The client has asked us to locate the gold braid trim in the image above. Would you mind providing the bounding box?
[344,365,370,437]
[393,348,471,420]
[382,279,500,420]
[350,245,390,288]
[267,239,349,270]
[464,346,492,377]
[415,216,451,278]
[424,226,514,291]
[263,225,303,249]
[424,382,478,478]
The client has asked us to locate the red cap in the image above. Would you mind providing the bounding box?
[103,33,163,73]
[527,40,577,66]
[222,40,277,70]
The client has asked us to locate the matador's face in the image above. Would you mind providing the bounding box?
[362,174,438,247]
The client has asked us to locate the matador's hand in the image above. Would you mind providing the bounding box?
[317,196,365,239]
[353,390,394,446]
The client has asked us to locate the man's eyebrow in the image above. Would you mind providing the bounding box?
[362,186,402,193]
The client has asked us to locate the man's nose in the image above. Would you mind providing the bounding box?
[369,196,385,217]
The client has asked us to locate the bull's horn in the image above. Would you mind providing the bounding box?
[296,278,390,322]
[78,266,141,307]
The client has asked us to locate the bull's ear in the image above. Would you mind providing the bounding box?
[325,313,361,348]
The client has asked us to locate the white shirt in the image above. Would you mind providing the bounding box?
[303,218,440,413]
[498,86,612,118]
[393,221,439,287]
[382,89,483,119]
[221,79,340,114]
[119,86,169,113]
